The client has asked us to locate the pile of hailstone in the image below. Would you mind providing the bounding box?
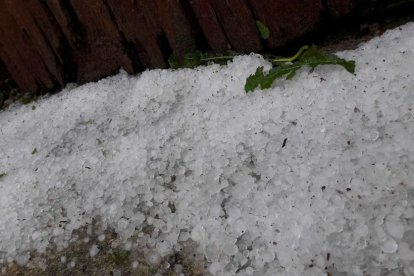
[0,22,414,275]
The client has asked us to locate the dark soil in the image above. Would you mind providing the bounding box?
[1,223,206,276]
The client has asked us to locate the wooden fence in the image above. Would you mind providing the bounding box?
[0,0,413,94]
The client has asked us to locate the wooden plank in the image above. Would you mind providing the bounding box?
[154,0,199,60]
[3,0,65,86]
[189,0,230,52]
[0,0,56,92]
[325,0,359,17]
[68,0,133,82]
[1,0,413,94]
[46,0,79,48]
[248,0,323,48]
[105,0,166,69]
[210,0,262,52]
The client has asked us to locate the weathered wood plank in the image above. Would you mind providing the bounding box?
[68,0,134,82]
[4,0,65,86]
[105,0,166,69]
[46,0,79,48]
[154,0,199,60]
[213,0,262,52]
[0,0,413,94]
[248,0,323,48]
[189,0,230,52]
[0,0,57,92]
[191,0,262,52]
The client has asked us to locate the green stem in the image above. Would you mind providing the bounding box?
[273,45,309,63]
[200,56,235,62]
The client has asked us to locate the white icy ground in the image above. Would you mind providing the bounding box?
[1,22,414,275]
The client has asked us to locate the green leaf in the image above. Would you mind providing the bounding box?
[180,50,209,68]
[0,173,6,180]
[168,56,180,69]
[256,20,270,40]
[245,64,301,92]
[79,119,95,125]
[245,45,355,92]
[245,67,278,93]
[298,45,355,73]
[20,95,35,105]
[32,148,38,155]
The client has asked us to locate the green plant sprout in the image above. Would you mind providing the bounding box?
[245,45,355,92]
[256,20,270,40]
[199,55,235,62]
[272,45,309,63]
[169,45,355,93]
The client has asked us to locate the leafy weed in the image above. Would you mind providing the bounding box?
[245,45,355,92]
[169,45,355,93]
[256,20,270,40]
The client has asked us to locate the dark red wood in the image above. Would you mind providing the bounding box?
[189,0,230,52]
[154,0,198,60]
[68,0,134,82]
[4,0,65,86]
[46,0,78,48]
[248,0,323,48]
[326,0,359,17]
[0,0,412,94]
[211,0,262,52]
[105,0,166,69]
[0,0,57,92]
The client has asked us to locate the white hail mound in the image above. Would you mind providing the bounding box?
[0,22,414,276]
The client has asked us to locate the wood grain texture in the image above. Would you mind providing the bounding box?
[325,0,359,17]
[211,0,262,52]
[248,0,323,48]
[105,0,166,69]
[0,0,413,93]
[0,0,58,92]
